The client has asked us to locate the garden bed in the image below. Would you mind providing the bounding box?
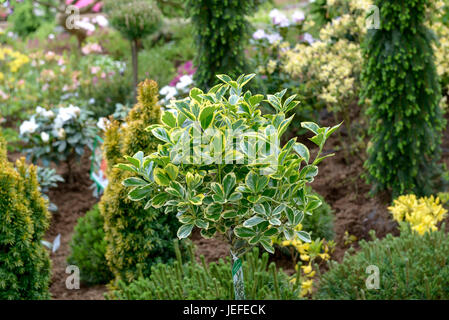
[29,112,448,300]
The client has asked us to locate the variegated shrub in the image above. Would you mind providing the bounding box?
[118,74,339,258]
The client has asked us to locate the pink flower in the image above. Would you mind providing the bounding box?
[91,66,101,74]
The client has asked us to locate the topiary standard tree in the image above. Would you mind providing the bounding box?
[100,80,180,285]
[186,0,256,90]
[0,134,51,299]
[362,0,446,197]
[105,0,162,97]
[118,74,339,299]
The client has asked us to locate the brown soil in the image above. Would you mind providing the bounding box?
[7,111,449,299]
[43,152,106,300]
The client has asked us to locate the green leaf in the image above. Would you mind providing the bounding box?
[243,216,266,227]
[229,94,239,105]
[234,227,256,238]
[306,199,322,211]
[115,163,138,174]
[266,94,281,111]
[165,163,179,180]
[245,171,269,194]
[254,203,267,216]
[206,203,223,216]
[152,127,171,144]
[189,194,204,205]
[128,185,152,201]
[199,106,216,130]
[272,204,286,215]
[264,228,278,237]
[249,94,264,106]
[124,155,140,168]
[283,228,295,240]
[153,168,170,186]
[247,194,261,203]
[211,182,225,199]
[122,177,148,187]
[222,210,239,219]
[296,231,311,243]
[314,153,335,165]
[222,172,236,197]
[177,224,194,239]
[239,73,256,87]
[301,122,320,134]
[309,133,325,148]
[195,219,209,229]
[190,87,204,103]
[161,111,177,128]
[228,192,242,202]
[293,143,310,163]
[216,74,232,85]
[151,193,169,208]
[326,122,342,139]
[259,239,274,254]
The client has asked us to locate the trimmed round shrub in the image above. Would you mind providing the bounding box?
[317,227,449,299]
[105,0,162,91]
[104,0,161,41]
[67,205,113,286]
[0,134,51,299]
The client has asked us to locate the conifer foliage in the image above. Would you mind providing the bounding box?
[0,134,51,299]
[100,80,180,284]
[362,0,445,197]
[186,0,256,89]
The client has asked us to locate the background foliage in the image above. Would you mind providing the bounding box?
[100,80,180,285]
[362,0,446,197]
[0,134,51,300]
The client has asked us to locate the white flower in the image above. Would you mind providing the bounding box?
[20,118,38,135]
[95,15,109,27]
[36,106,54,118]
[48,33,55,40]
[266,33,283,44]
[41,132,50,143]
[269,9,290,27]
[253,29,267,40]
[176,75,194,90]
[160,86,178,105]
[97,117,110,131]
[75,20,96,32]
[57,128,66,139]
[292,10,305,24]
[54,105,80,129]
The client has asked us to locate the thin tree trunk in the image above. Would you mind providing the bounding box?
[131,39,139,100]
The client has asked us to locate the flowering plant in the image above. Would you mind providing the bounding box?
[248,8,314,97]
[280,236,334,297]
[159,61,196,105]
[20,105,97,178]
[388,194,447,235]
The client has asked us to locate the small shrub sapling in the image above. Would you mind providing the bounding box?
[119,74,339,299]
